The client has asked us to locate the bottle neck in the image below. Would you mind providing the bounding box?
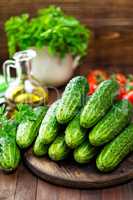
[13,49,36,81]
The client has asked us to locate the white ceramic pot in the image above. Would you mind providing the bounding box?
[31,47,80,87]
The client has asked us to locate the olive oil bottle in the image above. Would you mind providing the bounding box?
[3,50,48,107]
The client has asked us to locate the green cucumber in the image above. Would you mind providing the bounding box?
[65,113,87,148]
[48,135,70,161]
[37,100,60,145]
[80,80,119,128]
[33,100,60,156]
[16,106,48,149]
[74,140,97,164]
[89,100,133,146]
[0,136,21,171]
[96,124,133,172]
[33,137,48,156]
[56,76,89,124]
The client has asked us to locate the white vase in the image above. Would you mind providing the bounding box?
[31,47,80,87]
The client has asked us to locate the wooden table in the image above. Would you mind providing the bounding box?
[0,1,133,199]
[0,163,132,200]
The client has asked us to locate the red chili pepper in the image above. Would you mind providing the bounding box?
[123,90,133,104]
[112,73,127,86]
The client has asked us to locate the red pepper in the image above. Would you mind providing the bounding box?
[117,87,127,100]
[123,91,133,104]
[87,69,108,95]
[87,69,108,84]
[111,73,127,86]
[88,83,97,95]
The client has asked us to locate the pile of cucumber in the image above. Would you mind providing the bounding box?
[1,76,133,173]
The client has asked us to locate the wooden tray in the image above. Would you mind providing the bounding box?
[23,149,133,189]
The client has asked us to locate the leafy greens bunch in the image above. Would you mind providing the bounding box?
[5,6,91,58]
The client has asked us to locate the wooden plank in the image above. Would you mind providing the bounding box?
[0,169,18,200]
[120,181,133,200]
[81,189,101,200]
[36,179,59,200]
[93,27,133,66]
[82,0,133,6]
[102,182,133,200]
[58,187,80,200]
[1,1,133,21]
[102,186,122,200]
[37,180,81,200]
[14,165,37,200]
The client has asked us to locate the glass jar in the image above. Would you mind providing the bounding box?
[3,49,48,107]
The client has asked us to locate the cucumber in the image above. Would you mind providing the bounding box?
[16,106,48,149]
[89,100,133,146]
[96,124,133,172]
[33,137,48,156]
[48,135,70,161]
[37,100,60,145]
[0,136,21,171]
[33,100,60,156]
[65,113,87,148]
[56,76,89,124]
[74,140,97,164]
[80,80,119,128]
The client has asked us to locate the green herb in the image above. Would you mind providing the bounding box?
[0,104,37,138]
[15,104,37,123]
[5,6,91,58]
[0,105,16,138]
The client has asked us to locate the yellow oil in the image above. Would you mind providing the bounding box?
[5,80,48,106]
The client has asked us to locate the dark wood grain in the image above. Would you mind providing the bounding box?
[81,189,101,200]
[23,149,133,189]
[58,187,81,200]
[14,165,37,200]
[36,179,59,200]
[0,168,18,200]
[0,166,133,200]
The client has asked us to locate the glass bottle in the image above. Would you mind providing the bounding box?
[3,49,48,107]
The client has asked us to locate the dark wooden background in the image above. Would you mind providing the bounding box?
[0,1,133,200]
[1,0,133,69]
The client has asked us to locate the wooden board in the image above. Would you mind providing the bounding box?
[23,65,133,189]
[23,149,133,189]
